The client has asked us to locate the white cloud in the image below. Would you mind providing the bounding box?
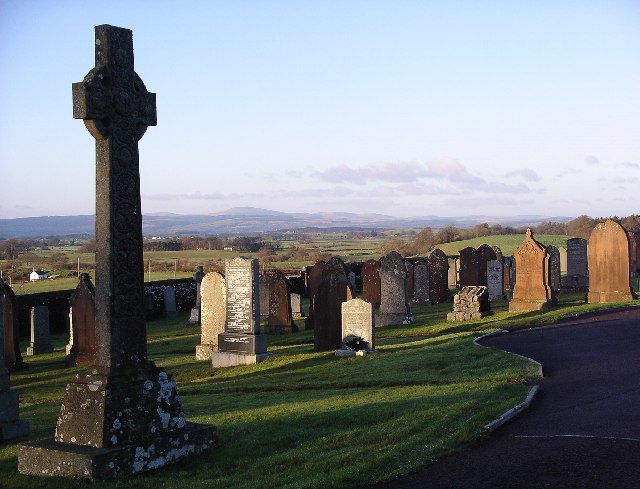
[585,155,600,165]
[505,168,541,182]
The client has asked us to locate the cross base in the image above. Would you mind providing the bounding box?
[18,422,216,479]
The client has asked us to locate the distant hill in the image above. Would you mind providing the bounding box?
[0,208,574,239]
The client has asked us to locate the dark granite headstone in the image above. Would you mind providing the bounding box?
[405,260,415,300]
[19,25,216,479]
[1,282,26,370]
[566,237,589,288]
[546,245,561,295]
[313,271,352,351]
[26,306,53,355]
[0,278,29,442]
[378,251,411,326]
[428,249,450,304]
[458,247,479,288]
[413,260,430,305]
[187,266,204,325]
[361,259,381,306]
[477,244,497,287]
[163,286,177,317]
[304,260,326,329]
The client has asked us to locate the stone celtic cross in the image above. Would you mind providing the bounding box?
[73,24,156,368]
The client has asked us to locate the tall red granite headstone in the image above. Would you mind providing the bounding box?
[361,259,381,306]
[509,229,553,312]
[587,219,636,303]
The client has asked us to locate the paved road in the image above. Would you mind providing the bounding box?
[373,307,640,489]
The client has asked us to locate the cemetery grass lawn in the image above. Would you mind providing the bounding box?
[4,293,639,489]
[433,234,571,257]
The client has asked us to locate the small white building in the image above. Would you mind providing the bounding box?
[29,269,47,281]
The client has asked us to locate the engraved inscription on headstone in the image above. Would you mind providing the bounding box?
[225,257,259,334]
[486,260,504,301]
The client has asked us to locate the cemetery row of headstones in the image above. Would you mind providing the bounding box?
[7,23,639,483]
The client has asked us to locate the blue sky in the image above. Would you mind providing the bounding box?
[1,1,639,219]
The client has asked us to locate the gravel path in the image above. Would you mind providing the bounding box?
[372,307,640,489]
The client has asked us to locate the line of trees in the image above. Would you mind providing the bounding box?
[379,214,640,256]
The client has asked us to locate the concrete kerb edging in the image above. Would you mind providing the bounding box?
[473,330,543,432]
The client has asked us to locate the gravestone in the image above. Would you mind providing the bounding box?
[1,281,26,370]
[486,260,504,300]
[413,261,430,305]
[335,298,375,357]
[566,238,589,288]
[323,256,348,279]
[66,273,96,366]
[428,249,450,304]
[65,309,73,356]
[509,229,553,312]
[26,306,53,355]
[447,286,490,321]
[546,245,561,295]
[313,271,352,351]
[213,257,271,367]
[628,232,639,277]
[378,251,411,326]
[259,274,270,318]
[195,272,226,360]
[492,246,504,261]
[187,266,204,325]
[304,260,326,329]
[405,261,415,300]
[458,247,479,288]
[587,219,636,303]
[559,247,568,276]
[163,286,177,317]
[290,293,302,319]
[266,270,296,334]
[477,244,497,287]
[19,25,216,479]
[0,280,29,441]
[348,271,357,290]
[361,259,381,306]
[447,257,458,288]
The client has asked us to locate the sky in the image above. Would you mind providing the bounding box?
[1,1,639,220]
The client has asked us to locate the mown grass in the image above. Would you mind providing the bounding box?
[1,293,636,488]
[433,234,571,257]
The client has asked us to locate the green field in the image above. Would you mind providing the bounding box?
[1,292,638,488]
[433,234,571,257]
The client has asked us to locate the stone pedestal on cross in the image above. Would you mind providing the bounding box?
[18,25,216,479]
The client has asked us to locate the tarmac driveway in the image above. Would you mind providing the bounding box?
[373,307,640,489]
